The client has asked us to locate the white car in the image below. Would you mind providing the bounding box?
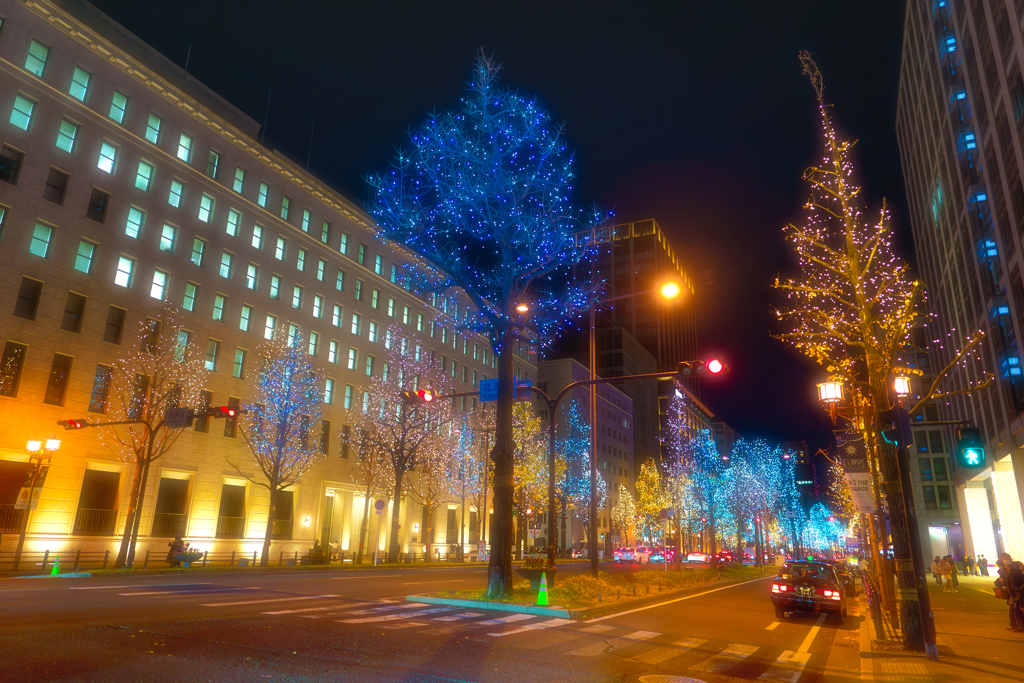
[634,547,651,563]
[613,547,635,563]
[686,552,710,564]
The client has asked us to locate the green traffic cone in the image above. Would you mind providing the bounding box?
[51,554,60,576]
[536,571,549,606]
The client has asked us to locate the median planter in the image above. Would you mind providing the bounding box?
[174,552,204,568]
[515,566,557,591]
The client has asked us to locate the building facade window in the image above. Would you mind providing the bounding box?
[56,119,78,152]
[145,114,162,144]
[109,91,128,124]
[176,133,193,162]
[74,240,96,273]
[24,40,50,76]
[10,94,35,131]
[69,67,91,101]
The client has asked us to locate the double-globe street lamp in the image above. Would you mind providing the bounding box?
[13,438,60,570]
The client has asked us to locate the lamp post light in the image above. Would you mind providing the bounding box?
[894,375,912,398]
[14,438,60,570]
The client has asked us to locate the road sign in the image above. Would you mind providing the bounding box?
[374,499,385,514]
[479,378,498,402]
[659,508,669,520]
[783,510,800,519]
[164,407,192,428]
[514,379,532,401]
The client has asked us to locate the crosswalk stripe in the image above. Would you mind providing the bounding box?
[263,602,370,615]
[689,643,760,673]
[433,612,485,622]
[340,607,455,623]
[200,594,339,607]
[631,639,705,666]
[475,613,536,626]
[621,630,660,641]
[119,587,261,596]
[381,621,430,630]
[488,618,572,637]
[757,650,810,683]
[345,603,425,615]
[579,624,614,633]
[673,637,709,650]
[567,641,611,657]
[567,630,660,658]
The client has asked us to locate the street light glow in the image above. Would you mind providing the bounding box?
[894,375,911,397]
[26,440,42,453]
[45,439,61,452]
[516,303,529,313]
[817,381,844,403]
[660,282,681,299]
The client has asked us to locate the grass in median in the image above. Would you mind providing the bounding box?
[429,565,767,610]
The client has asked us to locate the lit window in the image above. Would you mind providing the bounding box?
[24,40,50,77]
[177,133,193,162]
[324,378,335,404]
[10,95,34,131]
[183,282,198,311]
[340,232,348,255]
[270,275,280,299]
[417,314,424,332]
[317,259,326,281]
[150,270,168,300]
[362,391,370,412]
[207,150,220,178]
[292,285,303,309]
[321,221,330,244]
[313,295,323,319]
[945,36,957,53]
[264,314,276,340]
[135,160,154,191]
[145,114,162,144]
[56,119,78,152]
[344,385,353,409]
[98,142,117,173]
[336,269,345,291]
[962,132,977,150]
[168,180,184,208]
[29,222,52,258]
[226,209,240,236]
[199,193,215,222]
[297,249,306,272]
[109,91,128,124]
[391,265,399,284]
[281,196,291,220]
[403,306,410,325]
[246,264,258,289]
[355,280,364,300]
[369,321,378,343]
[69,67,91,101]
[258,182,269,207]
[347,348,357,370]
[233,349,246,379]
[372,289,380,309]
[358,244,366,265]
[191,238,205,266]
[302,209,311,232]
[220,251,233,278]
[275,237,286,260]
[309,331,319,356]
[125,207,145,238]
[365,356,374,376]
[374,254,384,275]
[252,225,263,249]
[204,339,218,371]
[287,324,299,347]
[159,224,176,252]
[74,240,96,273]
[213,294,226,322]
[328,341,339,363]
[240,305,252,332]
[233,167,245,193]
[115,256,135,287]
[351,313,361,335]
[388,298,396,317]
[332,305,342,327]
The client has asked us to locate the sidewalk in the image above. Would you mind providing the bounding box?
[864,573,1024,682]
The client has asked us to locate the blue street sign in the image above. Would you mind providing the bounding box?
[479,378,498,402]
[515,379,531,401]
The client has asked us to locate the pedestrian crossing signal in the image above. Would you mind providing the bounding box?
[955,428,985,469]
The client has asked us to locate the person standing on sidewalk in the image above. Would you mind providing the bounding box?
[967,556,976,576]
[980,554,990,576]
[997,554,1019,631]
[931,556,944,587]
[940,556,955,592]
[1008,560,1024,633]
[948,555,960,591]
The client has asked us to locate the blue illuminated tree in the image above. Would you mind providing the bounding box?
[367,52,607,597]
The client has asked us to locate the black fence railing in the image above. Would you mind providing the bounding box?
[216,516,245,539]
[0,504,25,534]
[72,508,117,536]
[271,518,292,540]
[151,512,188,538]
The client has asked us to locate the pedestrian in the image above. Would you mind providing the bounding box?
[966,556,975,577]
[996,553,1019,631]
[1008,560,1024,632]
[948,555,960,592]
[980,554,990,577]
[166,536,183,568]
[940,556,954,592]
[931,556,943,587]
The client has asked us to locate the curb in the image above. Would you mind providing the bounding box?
[13,572,92,579]
[406,595,572,618]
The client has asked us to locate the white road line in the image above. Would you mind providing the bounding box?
[433,612,484,622]
[263,602,370,615]
[345,603,425,615]
[586,575,774,622]
[118,587,261,596]
[568,630,663,657]
[71,584,213,590]
[798,613,827,653]
[200,594,339,607]
[690,643,760,673]
[579,624,614,633]
[488,618,573,637]
[475,613,536,626]
[401,579,467,585]
[381,621,430,630]
[340,607,454,623]
[766,621,781,630]
[631,637,707,665]
[332,574,402,580]
[621,630,660,641]
[757,650,811,683]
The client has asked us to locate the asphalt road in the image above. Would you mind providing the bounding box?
[0,563,858,683]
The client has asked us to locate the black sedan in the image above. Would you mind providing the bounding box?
[771,561,847,624]
[830,560,857,597]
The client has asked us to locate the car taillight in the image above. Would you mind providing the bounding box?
[772,583,789,593]
[819,588,843,601]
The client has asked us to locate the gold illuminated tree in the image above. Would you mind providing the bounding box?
[635,460,668,544]
[611,482,637,547]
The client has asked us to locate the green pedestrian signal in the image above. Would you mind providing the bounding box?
[955,428,986,470]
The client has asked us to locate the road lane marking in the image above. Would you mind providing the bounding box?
[71,584,213,590]
[766,621,780,630]
[690,643,760,673]
[201,594,339,607]
[568,629,662,657]
[263,602,370,615]
[119,587,261,596]
[332,574,401,580]
[586,575,774,622]
[401,579,468,585]
[345,603,425,615]
[798,613,827,653]
[621,630,660,640]
[757,650,811,683]
[433,612,484,622]
[488,618,573,637]
[631,638,707,665]
[579,624,614,633]
[340,607,454,623]
[475,613,536,626]
[381,621,430,630]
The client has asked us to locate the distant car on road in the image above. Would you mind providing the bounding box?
[829,560,857,596]
[771,561,847,624]
[686,552,709,564]
[613,547,635,563]
[712,551,737,565]
[649,547,673,563]
[633,547,651,563]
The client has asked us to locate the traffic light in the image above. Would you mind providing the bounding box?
[877,405,912,447]
[677,359,729,381]
[955,428,986,469]
[211,406,238,418]
[700,516,707,524]
[57,419,88,430]
[402,389,435,405]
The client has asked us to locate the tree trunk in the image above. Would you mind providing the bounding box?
[261,489,276,567]
[485,324,516,598]
[356,479,372,564]
[387,467,405,563]
[125,449,154,568]
[114,455,145,569]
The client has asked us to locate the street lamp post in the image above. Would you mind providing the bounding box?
[14,439,60,571]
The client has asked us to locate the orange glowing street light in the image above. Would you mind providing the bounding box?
[660,282,682,300]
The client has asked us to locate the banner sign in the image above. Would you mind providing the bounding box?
[14,465,49,511]
[836,435,874,514]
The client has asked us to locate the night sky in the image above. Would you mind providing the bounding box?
[90,1,911,461]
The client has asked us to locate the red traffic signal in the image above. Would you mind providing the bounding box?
[700,517,707,524]
[58,419,88,430]
[677,359,729,381]
[402,389,435,405]
[706,359,726,374]
[211,406,237,418]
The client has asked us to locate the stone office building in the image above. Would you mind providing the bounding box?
[0,0,525,563]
